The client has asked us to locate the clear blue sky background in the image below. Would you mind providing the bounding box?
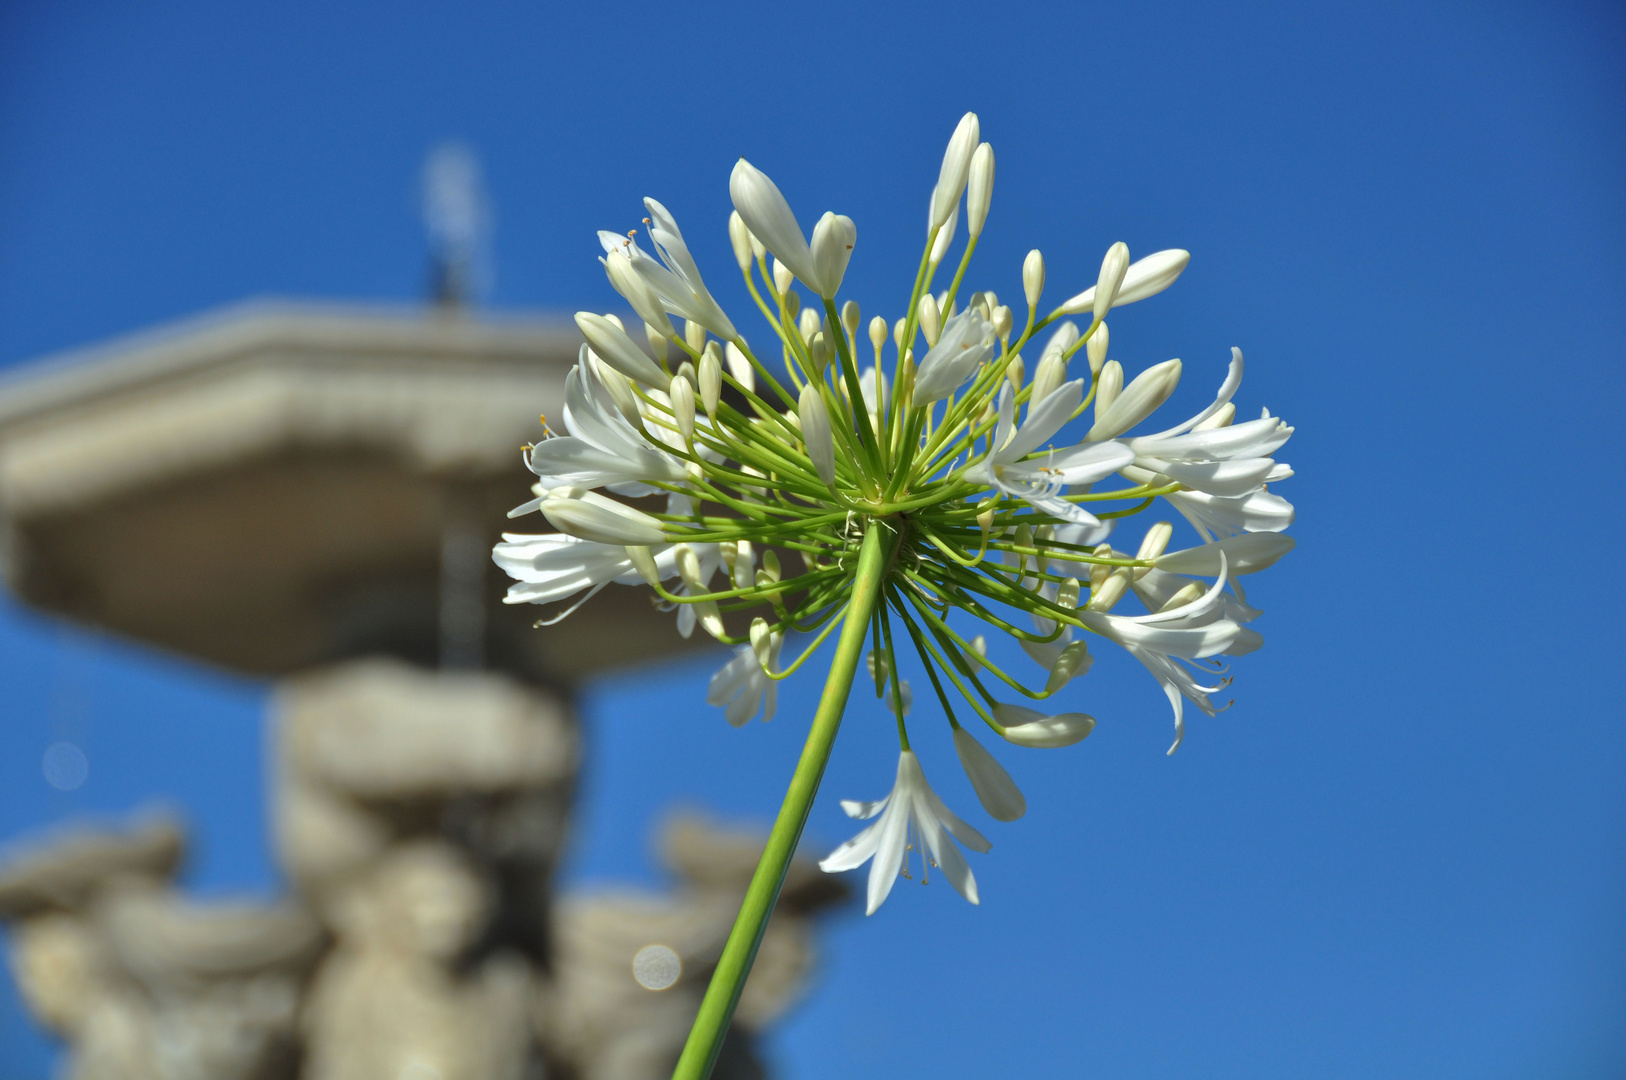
[1,2,1623,1077]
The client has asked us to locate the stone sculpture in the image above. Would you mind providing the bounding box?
[0,815,323,1080]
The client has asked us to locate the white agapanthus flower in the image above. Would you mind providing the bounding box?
[818,750,991,915]
[492,110,1300,932]
[707,631,782,726]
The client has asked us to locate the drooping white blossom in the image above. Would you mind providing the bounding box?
[819,750,991,915]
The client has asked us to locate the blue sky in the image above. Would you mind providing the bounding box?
[1,1,1623,1077]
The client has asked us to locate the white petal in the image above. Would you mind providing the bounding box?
[1001,379,1084,462]
[1154,533,1296,576]
[952,727,1027,821]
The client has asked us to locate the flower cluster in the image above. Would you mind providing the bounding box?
[494,112,1295,916]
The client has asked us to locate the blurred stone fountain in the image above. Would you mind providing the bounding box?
[0,146,846,1078]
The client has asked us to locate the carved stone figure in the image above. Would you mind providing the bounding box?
[300,840,532,1080]
[0,815,323,1080]
[545,815,849,1080]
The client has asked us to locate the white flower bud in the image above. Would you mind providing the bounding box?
[1089,545,1112,594]
[799,384,835,486]
[1057,578,1080,610]
[645,322,669,363]
[576,313,670,388]
[1093,242,1130,324]
[759,549,782,582]
[783,291,800,318]
[1136,522,1173,562]
[625,545,661,588]
[675,359,696,387]
[1086,321,1109,375]
[603,314,627,332]
[892,317,908,351]
[1005,353,1025,392]
[1030,352,1066,405]
[930,112,980,232]
[724,341,756,393]
[929,201,958,268]
[1057,249,1191,316]
[918,294,942,347]
[809,211,857,299]
[994,703,1096,748]
[541,487,666,546]
[953,725,1026,822]
[773,258,795,297]
[808,331,831,373]
[699,342,723,418]
[1034,525,1053,574]
[991,304,1013,342]
[1086,358,1182,442]
[731,158,824,295]
[728,210,754,272]
[867,315,887,357]
[1023,249,1045,310]
[1159,581,1208,612]
[669,375,696,444]
[962,634,987,673]
[839,300,860,345]
[750,617,774,670]
[1093,360,1123,427]
[966,142,994,239]
[1041,320,1079,362]
[589,351,642,427]
[1193,401,1236,430]
[1045,641,1092,694]
[798,307,821,344]
[1087,567,1131,613]
[734,540,754,590]
[685,319,707,353]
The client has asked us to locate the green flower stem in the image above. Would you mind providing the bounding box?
[672,520,898,1080]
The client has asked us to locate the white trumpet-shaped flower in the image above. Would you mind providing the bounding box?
[513,350,688,500]
[492,529,699,627]
[964,381,1135,525]
[1116,351,1297,535]
[624,198,738,340]
[820,750,991,915]
[707,632,783,726]
[1078,557,1244,754]
[492,533,645,613]
[912,307,999,403]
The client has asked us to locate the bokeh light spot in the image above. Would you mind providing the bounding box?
[42,742,88,791]
[632,944,681,990]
